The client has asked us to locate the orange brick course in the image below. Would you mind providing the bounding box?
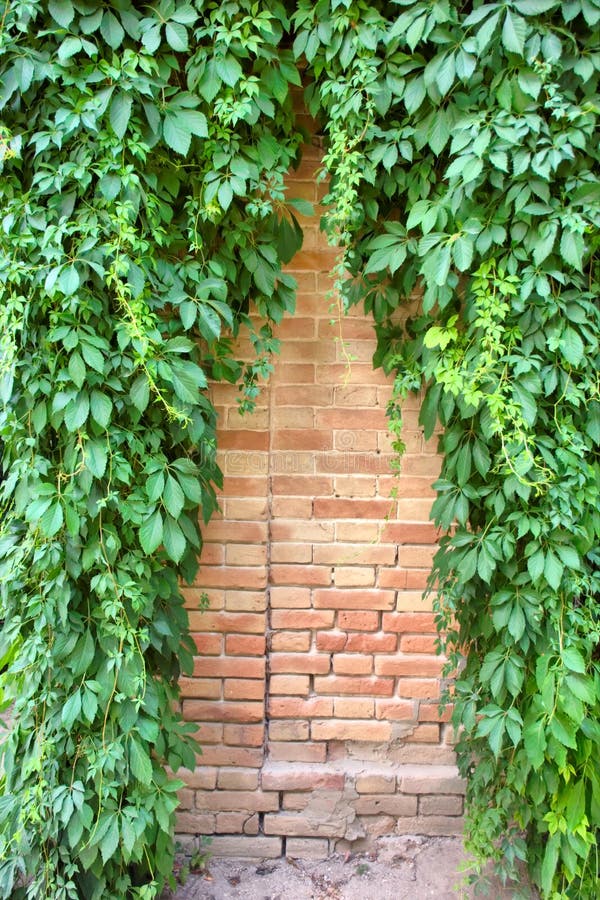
[177,144,463,856]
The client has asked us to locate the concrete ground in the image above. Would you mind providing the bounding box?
[172,835,536,899]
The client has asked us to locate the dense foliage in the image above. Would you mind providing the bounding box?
[293,1,600,896]
[0,2,304,897]
[1,0,599,897]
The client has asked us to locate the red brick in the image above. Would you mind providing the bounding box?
[378,568,407,589]
[217,769,260,791]
[404,724,441,744]
[273,429,332,451]
[333,655,373,675]
[224,498,268,520]
[311,720,392,742]
[381,523,439,543]
[219,431,269,451]
[224,591,267,612]
[375,700,416,721]
[225,544,268,566]
[334,566,375,587]
[269,697,334,718]
[382,613,436,633]
[270,675,310,696]
[270,543,313,563]
[418,703,453,723]
[270,586,312,608]
[345,633,397,653]
[337,611,379,631]
[223,724,265,746]
[272,497,313,518]
[271,610,335,630]
[269,720,309,741]
[225,635,266,656]
[271,565,332,586]
[271,520,335,542]
[271,475,333,496]
[274,386,333,406]
[270,631,311,652]
[199,544,224,565]
[268,742,327,763]
[375,656,444,677]
[271,653,331,675]
[313,498,394,519]
[400,635,438,654]
[190,723,223,744]
[192,633,222,655]
[313,589,395,610]
[197,747,264,767]
[313,543,396,566]
[203,521,268,543]
[224,679,265,701]
[219,476,268,496]
[189,611,266,634]
[316,631,347,652]
[262,768,345,792]
[194,564,267,589]
[314,676,394,697]
[193,657,265,679]
[195,791,278,813]
[405,570,430,589]
[397,678,441,699]
[183,701,263,723]
[334,698,374,718]
[179,678,221,699]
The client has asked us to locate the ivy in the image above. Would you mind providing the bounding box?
[293,1,600,896]
[0,2,303,897]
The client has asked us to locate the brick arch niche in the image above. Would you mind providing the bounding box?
[175,142,465,859]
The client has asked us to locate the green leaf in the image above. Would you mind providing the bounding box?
[523,718,546,769]
[39,501,64,538]
[129,737,153,785]
[163,114,191,156]
[99,816,119,864]
[62,691,81,729]
[558,327,584,366]
[164,474,185,519]
[502,11,527,55]
[68,353,86,389]
[541,834,560,895]
[186,110,208,138]
[559,230,584,269]
[562,647,586,675]
[543,550,563,590]
[59,265,80,296]
[130,375,150,413]
[163,516,186,563]
[100,10,125,49]
[49,0,75,28]
[90,391,112,428]
[165,22,188,51]
[86,440,108,479]
[109,93,132,139]
[139,510,163,554]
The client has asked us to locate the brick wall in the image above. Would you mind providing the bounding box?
[176,145,465,859]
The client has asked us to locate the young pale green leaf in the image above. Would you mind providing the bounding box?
[502,11,527,55]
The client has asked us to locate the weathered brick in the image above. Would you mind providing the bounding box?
[271,609,335,630]
[223,679,265,701]
[337,610,379,631]
[355,775,395,794]
[270,586,312,608]
[314,589,395,610]
[262,766,345,792]
[224,635,266,656]
[193,657,265,679]
[270,631,312,652]
[354,794,418,816]
[269,697,334,718]
[268,742,327,763]
[264,813,346,838]
[375,656,444,677]
[419,794,463,816]
[375,700,416,721]
[334,566,375,587]
[345,633,397,653]
[270,653,331,675]
[217,769,260,791]
[223,724,265,747]
[311,720,392,742]
[316,631,347,651]
[195,791,279,813]
[183,700,264,724]
[215,812,260,834]
[269,720,309,741]
[334,698,374,719]
[286,837,330,859]
[206,836,282,858]
[398,765,466,795]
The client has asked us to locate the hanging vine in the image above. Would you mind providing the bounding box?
[293,0,600,896]
[0,2,304,897]
[1,1,599,898]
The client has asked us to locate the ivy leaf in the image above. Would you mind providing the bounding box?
[109,93,132,139]
[86,440,108,479]
[130,375,150,413]
[49,0,75,28]
[163,516,186,563]
[502,11,527,55]
[129,737,153,785]
[100,10,125,49]
[165,22,188,52]
[139,511,163,554]
[164,474,185,519]
[163,114,191,156]
[62,691,82,729]
[40,502,64,538]
[558,327,584,366]
[562,647,586,675]
[99,816,119,864]
[559,230,583,269]
[523,718,546,769]
[90,391,112,428]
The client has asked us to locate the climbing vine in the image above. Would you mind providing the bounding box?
[0,2,304,897]
[1,1,599,898]
[293,1,600,896]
